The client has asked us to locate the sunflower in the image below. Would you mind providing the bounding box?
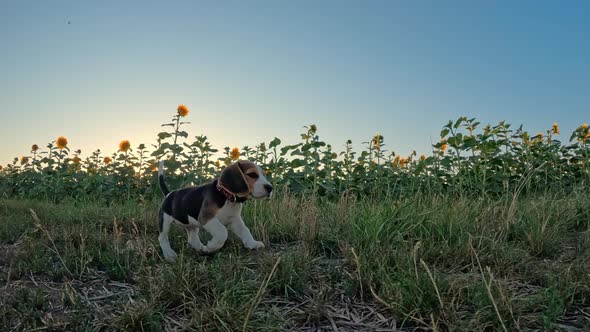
[582,123,588,130]
[119,140,131,152]
[372,134,381,149]
[331,153,338,159]
[230,147,240,160]
[393,155,401,167]
[177,104,190,117]
[310,124,317,132]
[149,162,157,172]
[72,156,81,164]
[103,157,112,164]
[552,122,560,135]
[586,132,590,140]
[440,139,448,152]
[56,136,68,149]
[420,154,426,161]
[535,132,543,142]
[20,156,29,164]
[31,144,39,152]
[214,160,221,169]
[0,165,3,171]
[400,158,407,168]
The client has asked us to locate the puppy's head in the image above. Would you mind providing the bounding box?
[219,160,273,199]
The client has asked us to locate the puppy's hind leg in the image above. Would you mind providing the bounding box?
[158,212,178,262]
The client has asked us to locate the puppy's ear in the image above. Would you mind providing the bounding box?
[219,162,250,196]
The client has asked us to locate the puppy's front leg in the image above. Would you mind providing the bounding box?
[229,217,265,250]
[202,218,228,253]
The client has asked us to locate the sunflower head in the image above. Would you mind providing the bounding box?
[420,154,426,161]
[149,162,157,172]
[31,144,39,152]
[56,136,68,149]
[214,160,221,169]
[103,157,112,165]
[177,104,190,117]
[309,124,317,133]
[582,123,588,130]
[440,138,448,152]
[72,156,81,164]
[20,156,29,165]
[230,147,240,161]
[552,122,560,135]
[119,140,131,152]
[372,133,382,149]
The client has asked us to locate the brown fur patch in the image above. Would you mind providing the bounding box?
[198,192,221,225]
[219,162,250,196]
[238,160,259,193]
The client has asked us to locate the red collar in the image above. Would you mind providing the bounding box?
[216,183,237,203]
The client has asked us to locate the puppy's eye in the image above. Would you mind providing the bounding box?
[247,173,259,179]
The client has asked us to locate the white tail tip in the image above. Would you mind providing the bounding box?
[158,161,164,176]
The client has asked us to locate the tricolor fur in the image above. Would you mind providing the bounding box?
[157,160,272,262]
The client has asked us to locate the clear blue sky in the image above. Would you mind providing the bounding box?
[1,1,589,164]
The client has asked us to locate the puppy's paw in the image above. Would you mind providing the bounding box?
[245,241,265,250]
[163,253,178,263]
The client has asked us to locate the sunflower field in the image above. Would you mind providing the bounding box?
[1,105,589,203]
[2,105,590,331]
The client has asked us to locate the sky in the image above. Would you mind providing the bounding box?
[1,0,589,164]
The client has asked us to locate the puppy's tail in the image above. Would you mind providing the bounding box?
[158,161,170,196]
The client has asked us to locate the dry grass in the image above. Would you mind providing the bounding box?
[1,189,590,331]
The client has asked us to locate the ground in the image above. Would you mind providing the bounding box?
[1,191,589,331]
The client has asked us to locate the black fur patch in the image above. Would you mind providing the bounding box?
[160,180,236,225]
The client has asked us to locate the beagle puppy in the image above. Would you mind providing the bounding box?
[157,160,273,262]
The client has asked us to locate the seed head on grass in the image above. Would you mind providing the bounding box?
[56,136,68,149]
[177,104,190,117]
[119,140,131,152]
[230,147,240,160]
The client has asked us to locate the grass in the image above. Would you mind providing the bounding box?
[1,189,590,331]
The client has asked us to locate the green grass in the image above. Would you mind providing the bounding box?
[1,190,590,331]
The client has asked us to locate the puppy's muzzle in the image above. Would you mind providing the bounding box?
[264,184,273,197]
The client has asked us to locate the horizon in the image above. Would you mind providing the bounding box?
[1,1,589,165]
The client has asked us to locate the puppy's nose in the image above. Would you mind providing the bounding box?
[264,184,273,193]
